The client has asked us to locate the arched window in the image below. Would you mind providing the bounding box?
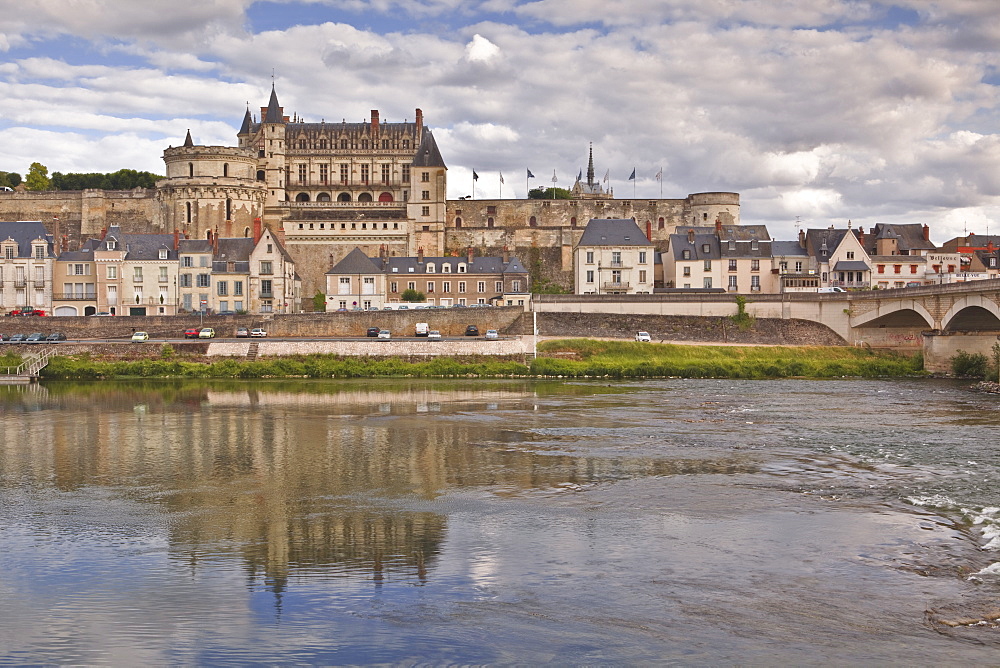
[487,217,494,227]
[658,217,665,229]
[378,192,393,202]
[455,217,463,228]
[571,217,577,227]
[186,202,192,223]
[295,193,310,202]
[316,192,331,202]
[338,193,351,202]
[223,163,229,177]
[529,216,537,227]
[244,227,251,238]
[188,163,194,177]
[257,170,265,181]
[358,192,373,202]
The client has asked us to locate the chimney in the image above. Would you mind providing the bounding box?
[100,227,107,240]
[687,228,695,244]
[418,246,424,263]
[253,217,262,243]
[207,229,213,245]
[415,108,423,128]
[371,110,379,138]
[467,246,474,264]
[502,245,510,263]
[798,228,806,248]
[645,220,652,241]
[858,227,865,248]
[213,225,219,254]
[715,216,722,235]
[173,228,180,250]
[923,224,930,241]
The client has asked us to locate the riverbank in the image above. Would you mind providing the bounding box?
[22,339,924,380]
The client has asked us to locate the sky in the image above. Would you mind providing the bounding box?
[1,0,999,243]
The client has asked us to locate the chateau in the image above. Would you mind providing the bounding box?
[0,85,741,303]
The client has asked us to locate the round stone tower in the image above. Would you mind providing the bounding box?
[157,130,267,239]
[686,192,741,227]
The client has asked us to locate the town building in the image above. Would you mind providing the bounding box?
[574,219,655,294]
[0,221,54,314]
[663,228,723,290]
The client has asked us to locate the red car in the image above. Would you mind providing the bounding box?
[8,308,45,316]
[184,328,200,339]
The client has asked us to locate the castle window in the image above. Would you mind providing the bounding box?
[319,164,328,184]
[226,198,232,220]
[186,202,192,223]
[455,217,462,227]
[421,190,430,200]
[338,193,351,202]
[361,139,369,149]
[421,172,430,182]
[188,163,194,177]
[529,216,537,227]
[340,139,348,149]
[381,164,390,183]
[223,163,229,177]
[402,140,410,150]
[421,206,430,216]
[319,139,327,149]
[358,193,373,202]
[317,192,331,202]
[298,139,306,149]
[487,217,494,227]
[296,193,310,202]
[658,217,664,229]
[361,164,369,184]
[298,164,307,184]
[402,165,410,183]
[256,170,265,181]
[340,163,348,183]
[382,140,390,149]
[571,217,577,227]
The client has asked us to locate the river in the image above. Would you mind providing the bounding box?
[0,377,998,665]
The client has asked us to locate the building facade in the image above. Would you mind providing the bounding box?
[0,221,54,314]
[574,219,655,294]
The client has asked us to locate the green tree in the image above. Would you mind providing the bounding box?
[528,187,573,200]
[25,162,51,191]
[312,292,327,312]
[0,171,21,188]
[401,288,426,302]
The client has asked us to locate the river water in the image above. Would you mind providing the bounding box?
[1,377,999,665]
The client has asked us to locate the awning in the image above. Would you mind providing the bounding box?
[832,261,869,271]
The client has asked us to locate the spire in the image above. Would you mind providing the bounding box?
[264,84,284,123]
[183,129,193,147]
[238,106,252,135]
[586,143,595,187]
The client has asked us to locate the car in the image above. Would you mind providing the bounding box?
[9,309,45,317]
[0,334,9,342]
[198,328,216,339]
[452,303,467,308]
[236,327,250,338]
[366,326,381,337]
[397,305,409,310]
[635,331,651,342]
[377,329,391,339]
[131,331,149,342]
[216,310,236,316]
[184,328,200,339]
[485,329,499,340]
[8,333,26,342]
[427,330,442,340]
[46,332,67,342]
[335,308,348,312]
[465,325,479,336]
[415,322,429,337]
[90,311,113,317]
[817,287,846,293]
[250,328,267,338]
[25,332,46,343]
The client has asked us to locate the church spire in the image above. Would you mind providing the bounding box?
[264,83,284,123]
[586,143,595,187]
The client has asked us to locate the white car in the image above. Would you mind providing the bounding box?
[635,331,651,342]
[485,329,499,340]
[377,329,391,339]
[250,328,267,338]
[427,330,442,340]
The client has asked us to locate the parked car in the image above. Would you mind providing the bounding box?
[131,331,149,342]
[216,310,236,316]
[198,328,216,339]
[46,332,67,342]
[366,326,381,337]
[427,330,442,340]
[485,329,499,340]
[184,328,200,339]
[377,329,391,339]
[250,328,267,338]
[415,322,429,337]
[0,334,9,342]
[25,332,46,343]
[8,333,26,342]
[817,287,846,293]
[9,309,45,316]
[235,327,250,338]
[90,312,113,317]
[465,325,479,336]
[635,331,651,342]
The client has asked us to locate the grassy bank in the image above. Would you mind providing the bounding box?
[32,340,925,380]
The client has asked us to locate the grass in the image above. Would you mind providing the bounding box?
[37,339,926,380]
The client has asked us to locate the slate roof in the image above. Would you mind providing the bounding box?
[832,260,869,271]
[102,225,177,260]
[669,232,721,260]
[327,247,528,276]
[577,219,653,247]
[940,234,1000,251]
[327,247,382,275]
[860,223,936,254]
[411,130,446,168]
[178,239,212,254]
[0,221,53,257]
[771,240,810,257]
[719,224,771,241]
[212,238,255,273]
[264,84,283,123]
[804,228,851,259]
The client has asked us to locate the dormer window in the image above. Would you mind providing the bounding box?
[107,240,116,250]
[458,263,467,273]
[159,249,168,260]
[443,264,451,273]
[426,263,435,273]
[682,250,691,260]
[750,239,758,251]
[728,240,735,251]
[34,244,45,260]
[702,244,710,253]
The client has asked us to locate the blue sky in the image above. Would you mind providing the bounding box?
[1,0,1000,241]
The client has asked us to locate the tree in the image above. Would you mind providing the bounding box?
[25,162,51,191]
[0,171,21,188]
[401,288,426,302]
[528,187,572,200]
[312,292,326,312]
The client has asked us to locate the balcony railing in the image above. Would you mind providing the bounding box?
[602,282,630,291]
[53,293,97,301]
[259,292,273,299]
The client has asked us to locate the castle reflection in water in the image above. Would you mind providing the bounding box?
[0,380,758,597]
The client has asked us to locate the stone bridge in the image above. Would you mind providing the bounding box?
[533,279,1000,371]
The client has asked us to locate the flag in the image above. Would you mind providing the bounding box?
[603,169,609,183]
[628,168,636,181]
[577,169,582,182]
[500,172,504,184]
[655,168,662,181]
[527,168,535,179]
[473,170,479,181]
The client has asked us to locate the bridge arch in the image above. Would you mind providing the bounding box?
[850,299,935,330]
[941,296,1000,331]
